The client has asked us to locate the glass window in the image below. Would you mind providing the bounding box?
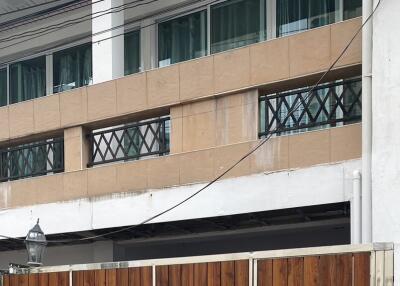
[211,0,266,54]
[10,56,46,104]
[125,30,141,75]
[0,68,7,107]
[53,43,92,94]
[344,0,362,20]
[277,0,339,37]
[158,10,207,67]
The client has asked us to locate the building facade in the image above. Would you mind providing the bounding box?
[0,0,396,280]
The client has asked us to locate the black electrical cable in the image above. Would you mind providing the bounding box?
[0,0,78,17]
[0,0,99,31]
[0,0,383,244]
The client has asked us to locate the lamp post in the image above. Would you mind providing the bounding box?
[25,219,47,267]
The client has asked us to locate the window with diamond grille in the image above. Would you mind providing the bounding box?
[0,138,64,182]
[259,77,361,137]
[88,117,170,166]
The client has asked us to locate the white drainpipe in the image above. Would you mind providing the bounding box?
[352,170,362,244]
[362,0,373,243]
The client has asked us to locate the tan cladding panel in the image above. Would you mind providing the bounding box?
[0,18,361,143]
[0,124,361,209]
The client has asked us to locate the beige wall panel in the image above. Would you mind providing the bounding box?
[147,155,180,189]
[87,81,117,121]
[289,26,331,77]
[170,106,183,154]
[179,56,214,101]
[288,129,330,168]
[182,109,217,152]
[33,175,64,205]
[214,47,251,93]
[331,18,362,67]
[116,73,147,115]
[0,182,10,209]
[250,37,290,85]
[0,107,9,141]
[147,65,180,108]
[9,100,34,138]
[179,149,214,185]
[116,159,148,193]
[213,142,252,180]
[63,170,88,201]
[87,165,117,197]
[60,88,88,127]
[250,136,289,173]
[215,92,258,145]
[330,123,361,162]
[64,127,87,172]
[9,178,37,207]
[33,94,61,133]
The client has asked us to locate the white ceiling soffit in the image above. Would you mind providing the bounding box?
[0,0,79,24]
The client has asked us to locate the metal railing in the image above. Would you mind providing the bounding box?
[87,117,170,167]
[0,138,64,182]
[259,78,362,137]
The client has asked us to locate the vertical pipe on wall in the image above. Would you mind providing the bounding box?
[352,170,362,244]
[362,0,373,243]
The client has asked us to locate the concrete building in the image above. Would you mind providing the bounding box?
[0,0,396,281]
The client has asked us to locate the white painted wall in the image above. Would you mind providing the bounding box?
[0,160,359,239]
[370,0,400,282]
[0,241,113,269]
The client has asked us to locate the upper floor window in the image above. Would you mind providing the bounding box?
[277,0,362,37]
[211,0,266,53]
[9,56,46,104]
[53,43,92,93]
[0,68,6,107]
[344,0,362,20]
[125,30,141,75]
[158,10,207,67]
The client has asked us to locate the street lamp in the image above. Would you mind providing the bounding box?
[25,219,47,267]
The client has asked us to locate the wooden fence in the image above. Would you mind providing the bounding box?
[1,244,394,286]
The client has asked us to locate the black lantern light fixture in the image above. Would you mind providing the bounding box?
[25,219,47,267]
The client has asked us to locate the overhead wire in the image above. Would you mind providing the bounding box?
[0,0,79,17]
[0,0,383,244]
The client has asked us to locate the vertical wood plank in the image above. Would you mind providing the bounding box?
[3,275,10,286]
[117,269,129,286]
[72,272,84,286]
[140,267,153,286]
[303,256,319,286]
[84,271,96,286]
[28,274,39,286]
[234,260,249,286]
[156,266,169,286]
[193,263,207,286]
[336,254,352,286]
[38,274,49,286]
[354,253,370,286]
[9,274,18,286]
[59,272,69,286]
[221,261,234,286]
[107,269,117,286]
[169,265,181,286]
[48,273,58,286]
[129,268,141,286]
[287,257,303,286]
[181,264,194,286]
[319,255,336,286]
[257,259,273,286]
[272,259,287,286]
[207,262,220,286]
[384,250,394,286]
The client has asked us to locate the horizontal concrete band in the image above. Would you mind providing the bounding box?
[0,159,360,239]
[0,18,362,143]
[0,123,361,209]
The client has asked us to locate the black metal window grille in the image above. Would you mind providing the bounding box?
[88,117,170,166]
[0,138,64,182]
[259,78,362,137]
